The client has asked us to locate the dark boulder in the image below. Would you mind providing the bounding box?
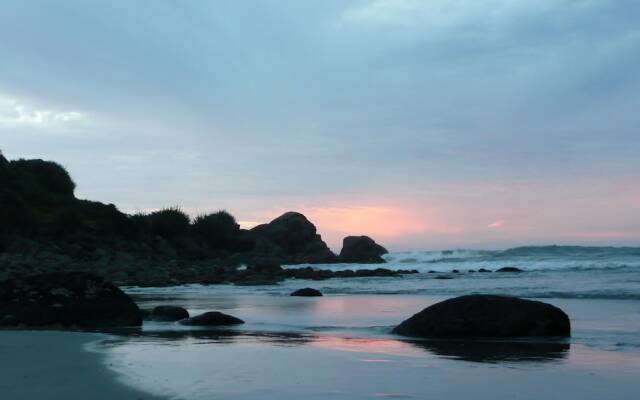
[339,236,388,263]
[0,272,142,327]
[497,267,523,272]
[290,287,323,297]
[141,309,152,320]
[179,311,244,326]
[150,305,189,322]
[392,295,570,338]
[478,268,492,273]
[250,212,338,263]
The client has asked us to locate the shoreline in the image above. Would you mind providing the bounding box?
[0,330,163,400]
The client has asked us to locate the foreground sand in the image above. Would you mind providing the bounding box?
[0,331,164,400]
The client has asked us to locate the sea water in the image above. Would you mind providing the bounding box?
[99,246,640,399]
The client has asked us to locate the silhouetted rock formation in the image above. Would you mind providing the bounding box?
[150,305,189,322]
[179,311,244,326]
[290,288,323,297]
[250,212,338,264]
[339,235,388,263]
[0,153,421,286]
[0,272,142,327]
[392,295,570,338]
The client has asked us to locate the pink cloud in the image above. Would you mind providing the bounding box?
[259,200,462,250]
[488,220,504,229]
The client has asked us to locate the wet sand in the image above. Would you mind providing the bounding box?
[106,293,640,400]
[2,294,639,400]
[0,331,164,400]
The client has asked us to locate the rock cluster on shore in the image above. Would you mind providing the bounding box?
[1,153,402,287]
[0,272,142,327]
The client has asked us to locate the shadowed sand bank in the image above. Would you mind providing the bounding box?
[0,331,165,400]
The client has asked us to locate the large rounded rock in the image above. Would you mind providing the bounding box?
[290,287,323,297]
[392,295,570,338]
[150,305,189,322]
[0,272,142,327]
[339,236,388,263]
[179,311,244,326]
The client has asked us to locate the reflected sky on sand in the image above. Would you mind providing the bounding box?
[98,329,639,400]
[95,292,640,399]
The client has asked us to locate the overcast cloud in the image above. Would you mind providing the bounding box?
[1,0,639,250]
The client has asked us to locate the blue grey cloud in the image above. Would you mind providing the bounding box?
[1,1,639,248]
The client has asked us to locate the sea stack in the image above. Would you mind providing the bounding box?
[339,235,388,263]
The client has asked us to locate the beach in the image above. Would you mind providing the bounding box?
[2,247,640,399]
[2,293,640,400]
[0,331,163,400]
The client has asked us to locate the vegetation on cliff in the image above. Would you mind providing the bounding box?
[0,151,337,265]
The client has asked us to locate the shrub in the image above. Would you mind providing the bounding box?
[147,207,190,239]
[0,150,8,168]
[76,200,141,239]
[49,207,85,238]
[9,159,76,197]
[0,151,10,181]
[192,210,240,249]
[0,191,39,234]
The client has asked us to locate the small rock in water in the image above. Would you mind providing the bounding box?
[179,311,244,326]
[150,305,189,322]
[452,269,460,273]
[496,267,523,272]
[478,268,492,273]
[290,288,323,297]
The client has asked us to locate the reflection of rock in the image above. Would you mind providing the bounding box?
[406,339,570,363]
[339,236,388,263]
[150,305,189,322]
[179,311,244,326]
[393,295,571,337]
[290,288,323,297]
[0,272,142,328]
[116,327,313,347]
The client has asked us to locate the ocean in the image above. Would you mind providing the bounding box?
[96,246,640,399]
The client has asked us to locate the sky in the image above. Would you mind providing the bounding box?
[1,0,639,251]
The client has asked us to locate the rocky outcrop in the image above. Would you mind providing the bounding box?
[339,236,388,263]
[290,288,323,297]
[179,311,244,326]
[0,272,142,327]
[250,212,338,264]
[150,305,189,322]
[392,295,570,338]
